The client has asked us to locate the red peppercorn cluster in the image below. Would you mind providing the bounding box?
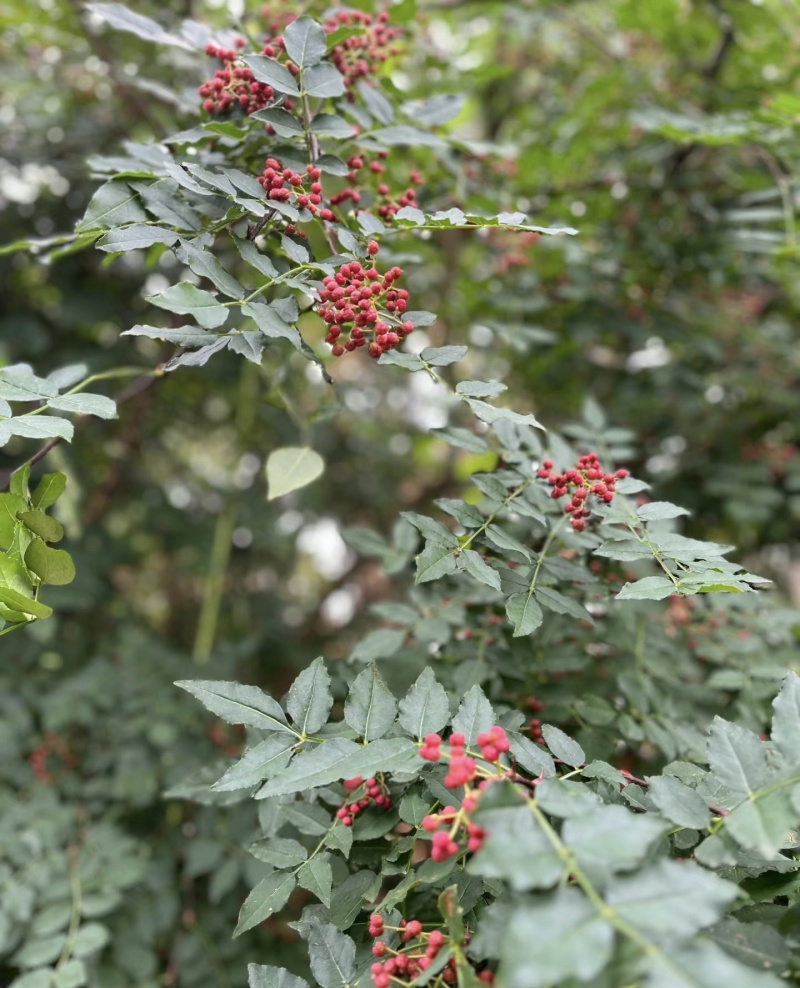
[323,9,403,91]
[369,917,456,987]
[422,803,487,861]
[338,154,425,223]
[335,776,392,827]
[256,159,337,226]
[537,454,629,532]
[199,40,293,116]
[317,248,413,358]
[30,732,78,785]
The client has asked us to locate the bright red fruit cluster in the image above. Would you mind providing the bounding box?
[343,154,425,223]
[317,248,413,358]
[537,453,629,531]
[199,40,288,116]
[335,775,392,827]
[324,9,402,90]
[368,916,490,988]
[256,159,336,225]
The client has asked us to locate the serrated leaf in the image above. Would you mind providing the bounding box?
[415,543,457,583]
[303,64,346,98]
[124,324,217,347]
[248,964,309,988]
[286,657,333,735]
[541,725,584,767]
[495,889,614,988]
[535,586,594,622]
[248,838,307,869]
[344,664,398,742]
[297,854,333,908]
[421,345,467,367]
[563,805,667,876]
[349,628,405,663]
[24,542,76,585]
[146,283,228,329]
[398,668,450,739]
[284,17,327,68]
[266,447,325,500]
[606,860,737,938]
[646,940,785,988]
[636,501,691,521]
[1,415,74,443]
[771,672,800,765]
[615,576,676,600]
[505,593,543,636]
[96,224,177,252]
[48,393,117,419]
[468,805,562,890]
[707,717,769,793]
[723,788,795,856]
[459,549,502,590]
[175,240,245,299]
[175,680,293,734]
[213,734,296,791]
[451,685,495,746]
[455,380,508,398]
[466,399,545,431]
[234,872,296,936]
[76,180,147,231]
[241,56,300,95]
[257,737,417,797]
[85,3,193,49]
[311,114,356,138]
[647,774,712,829]
[243,302,302,349]
[299,918,356,988]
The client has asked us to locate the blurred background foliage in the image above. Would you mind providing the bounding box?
[1,0,799,985]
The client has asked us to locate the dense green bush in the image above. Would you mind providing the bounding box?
[1,1,799,986]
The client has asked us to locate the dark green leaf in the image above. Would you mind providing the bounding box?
[707,716,769,793]
[147,283,228,330]
[286,657,333,735]
[398,667,451,739]
[505,593,543,636]
[344,664,398,742]
[540,725,585,767]
[175,680,293,734]
[284,17,327,68]
[648,774,712,829]
[302,64,346,98]
[25,541,76,585]
[96,225,178,252]
[234,872,296,936]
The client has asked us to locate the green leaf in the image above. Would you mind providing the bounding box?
[401,511,460,547]
[284,17,327,68]
[646,940,785,988]
[25,541,76,585]
[242,56,300,96]
[84,3,193,49]
[175,240,245,299]
[76,180,146,231]
[175,680,293,734]
[535,778,601,818]
[48,393,117,419]
[398,667,451,739]
[505,593,543,636]
[123,325,218,347]
[771,671,800,764]
[349,628,406,663]
[378,350,425,371]
[1,415,74,443]
[147,283,228,330]
[302,64,346,98]
[344,664,398,742]
[455,380,508,398]
[72,923,109,958]
[707,716,769,793]
[311,114,356,138]
[0,587,52,620]
[242,302,302,349]
[535,586,594,622]
[285,657,333,735]
[540,725,585,767]
[18,510,64,544]
[9,461,30,496]
[615,576,676,600]
[257,737,417,797]
[421,346,467,367]
[213,734,296,791]
[723,788,795,857]
[459,549,502,590]
[415,544,457,583]
[647,774,712,829]
[451,685,495,746]
[708,917,790,973]
[248,838,307,869]
[299,918,356,988]
[297,854,333,908]
[468,805,562,890]
[636,501,691,521]
[465,400,545,431]
[248,965,309,988]
[27,472,64,511]
[495,889,614,988]
[606,860,737,938]
[0,493,27,549]
[562,805,667,876]
[251,107,304,137]
[266,447,325,500]
[96,225,178,252]
[371,125,447,148]
[234,872,297,937]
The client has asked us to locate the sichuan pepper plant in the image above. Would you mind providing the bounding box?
[1,2,799,988]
